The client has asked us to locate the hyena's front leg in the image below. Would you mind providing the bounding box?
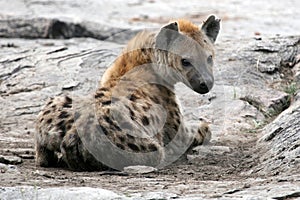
[188,118,212,147]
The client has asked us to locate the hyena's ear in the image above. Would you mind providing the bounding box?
[155,22,179,51]
[201,15,221,43]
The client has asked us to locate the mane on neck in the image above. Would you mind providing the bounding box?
[100,31,156,87]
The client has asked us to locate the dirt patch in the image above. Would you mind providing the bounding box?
[0,136,264,197]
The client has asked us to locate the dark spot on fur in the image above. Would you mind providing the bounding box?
[150,96,160,104]
[118,135,125,142]
[101,127,109,135]
[114,124,122,131]
[173,123,178,130]
[46,118,52,124]
[169,111,174,118]
[66,124,72,130]
[142,103,151,111]
[63,101,72,108]
[205,127,209,132]
[140,145,146,151]
[174,111,180,119]
[51,105,56,109]
[171,101,177,107]
[128,143,139,151]
[103,116,121,131]
[57,120,65,128]
[136,89,147,98]
[157,85,169,94]
[59,111,69,119]
[164,97,171,104]
[176,118,180,125]
[95,92,104,98]
[141,116,150,126]
[65,119,74,130]
[99,87,109,91]
[148,144,158,151]
[198,129,204,136]
[131,103,139,112]
[65,96,72,103]
[116,143,125,150]
[43,110,51,115]
[129,94,139,101]
[39,117,44,123]
[128,108,136,120]
[104,116,113,124]
[167,89,173,96]
[61,140,66,149]
[126,133,135,140]
[57,120,66,135]
[46,100,53,106]
[102,100,111,105]
[96,124,109,135]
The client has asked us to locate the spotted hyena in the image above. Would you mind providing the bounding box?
[35,15,220,171]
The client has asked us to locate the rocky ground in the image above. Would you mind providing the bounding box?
[0,0,299,199]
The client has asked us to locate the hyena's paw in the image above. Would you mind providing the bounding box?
[194,118,212,146]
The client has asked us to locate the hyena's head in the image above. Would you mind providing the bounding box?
[155,15,220,94]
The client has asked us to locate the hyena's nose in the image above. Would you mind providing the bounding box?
[190,75,214,94]
[198,82,209,93]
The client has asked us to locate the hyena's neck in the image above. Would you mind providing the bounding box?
[96,63,175,102]
[100,31,157,88]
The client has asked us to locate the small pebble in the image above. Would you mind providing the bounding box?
[0,155,22,165]
[123,165,158,174]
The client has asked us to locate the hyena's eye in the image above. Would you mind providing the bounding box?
[207,55,213,64]
[181,59,192,67]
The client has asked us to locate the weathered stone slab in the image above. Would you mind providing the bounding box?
[256,94,300,176]
[0,17,139,43]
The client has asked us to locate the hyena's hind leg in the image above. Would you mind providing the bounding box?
[58,98,110,171]
[35,96,73,168]
[60,128,108,171]
[35,142,59,167]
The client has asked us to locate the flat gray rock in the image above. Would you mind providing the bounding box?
[0,187,127,200]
